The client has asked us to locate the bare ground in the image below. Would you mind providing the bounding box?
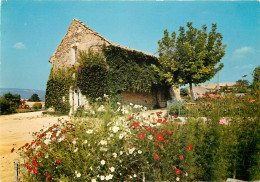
[0,111,69,182]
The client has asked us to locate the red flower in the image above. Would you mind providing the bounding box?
[127,116,134,121]
[47,174,51,179]
[176,169,181,175]
[33,168,37,174]
[161,129,165,133]
[36,142,40,146]
[27,152,31,157]
[144,126,151,131]
[174,115,178,119]
[139,133,145,139]
[162,120,167,124]
[24,162,29,167]
[156,133,164,142]
[152,129,156,134]
[165,139,170,143]
[133,122,139,128]
[180,154,184,160]
[44,145,49,149]
[28,166,32,171]
[37,152,41,158]
[34,162,39,168]
[39,134,43,139]
[166,129,172,135]
[157,119,162,123]
[154,153,160,159]
[11,147,15,153]
[187,144,193,151]
[57,159,62,164]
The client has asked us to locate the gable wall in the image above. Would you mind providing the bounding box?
[50,20,109,70]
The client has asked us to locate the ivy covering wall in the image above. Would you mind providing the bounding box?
[45,45,171,112]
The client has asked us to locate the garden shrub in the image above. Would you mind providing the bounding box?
[32,103,42,110]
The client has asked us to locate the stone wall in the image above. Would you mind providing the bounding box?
[49,19,109,70]
[121,91,166,109]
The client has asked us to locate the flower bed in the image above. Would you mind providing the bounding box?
[14,94,259,181]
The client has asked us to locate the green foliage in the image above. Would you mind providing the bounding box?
[28,94,41,102]
[157,22,226,99]
[78,50,109,102]
[252,65,260,92]
[32,102,42,110]
[180,88,189,97]
[45,68,77,114]
[104,45,168,95]
[0,92,21,115]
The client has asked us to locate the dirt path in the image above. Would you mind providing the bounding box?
[0,111,69,182]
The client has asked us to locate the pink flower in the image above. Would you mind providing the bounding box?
[209,94,215,98]
[219,119,227,125]
[215,94,220,98]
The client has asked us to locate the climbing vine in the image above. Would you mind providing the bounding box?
[45,67,77,114]
[45,45,171,112]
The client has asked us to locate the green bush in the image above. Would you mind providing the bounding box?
[32,103,42,110]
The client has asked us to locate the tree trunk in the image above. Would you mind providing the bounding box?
[189,82,195,100]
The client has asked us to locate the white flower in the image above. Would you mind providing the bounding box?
[90,167,93,171]
[73,147,78,153]
[129,175,133,179]
[129,147,135,154]
[148,135,153,140]
[105,175,110,181]
[101,160,106,165]
[100,175,105,181]
[112,126,119,133]
[72,140,76,145]
[92,111,95,115]
[104,94,109,98]
[185,172,188,176]
[84,140,88,144]
[56,130,61,137]
[112,153,117,158]
[86,129,93,134]
[119,133,124,139]
[130,103,133,106]
[138,150,142,154]
[117,102,121,105]
[109,174,113,179]
[98,105,105,112]
[44,139,51,145]
[119,151,123,155]
[176,177,180,181]
[109,167,115,172]
[100,140,107,145]
[133,174,137,178]
[46,131,52,139]
[76,173,81,178]
[91,179,96,182]
[96,97,101,101]
[45,153,49,158]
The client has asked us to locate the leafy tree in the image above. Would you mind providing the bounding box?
[3,92,21,103]
[180,88,189,97]
[28,93,41,102]
[235,79,249,90]
[157,22,226,100]
[252,65,260,91]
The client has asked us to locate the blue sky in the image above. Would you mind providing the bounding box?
[1,0,259,90]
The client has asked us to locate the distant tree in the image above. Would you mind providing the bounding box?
[0,96,10,114]
[180,88,189,97]
[252,65,260,91]
[157,22,226,100]
[3,92,21,104]
[28,93,41,102]
[235,79,249,90]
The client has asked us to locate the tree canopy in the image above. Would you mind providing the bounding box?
[157,22,226,99]
[28,93,41,102]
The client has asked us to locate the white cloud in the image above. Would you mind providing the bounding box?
[13,42,26,49]
[234,64,254,70]
[231,46,255,60]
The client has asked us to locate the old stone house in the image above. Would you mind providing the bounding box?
[47,19,173,113]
